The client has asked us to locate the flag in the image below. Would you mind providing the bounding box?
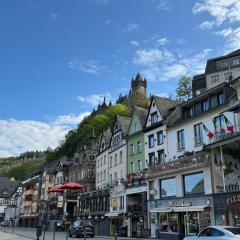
[212,118,217,130]
[203,124,214,139]
[224,115,234,133]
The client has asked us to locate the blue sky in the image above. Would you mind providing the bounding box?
[0,0,240,156]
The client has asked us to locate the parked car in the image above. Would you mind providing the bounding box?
[184,226,240,240]
[69,220,94,238]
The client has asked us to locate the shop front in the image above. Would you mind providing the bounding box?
[149,196,213,240]
[213,193,240,227]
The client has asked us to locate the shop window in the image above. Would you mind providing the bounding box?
[160,178,176,198]
[159,213,178,233]
[183,172,204,196]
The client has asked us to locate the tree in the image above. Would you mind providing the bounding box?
[176,76,192,102]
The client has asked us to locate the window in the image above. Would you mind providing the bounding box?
[110,156,112,168]
[97,159,100,168]
[184,172,204,196]
[137,160,142,171]
[133,122,139,132]
[157,131,164,145]
[217,92,225,105]
[194,123,203,145]
[187,106,194,117]
[177,129,185,150]
[130,161,135,173]
[130,144,135,155]
[114,172,117,182]
[100,158,103,166]
[233,58,240,66]
[211,74,219,84]
[119,196,124,210]
[225,72,232,81]
[104,170,106,181]
[151,111,158,125]
[149,181,155,200]
[100,172,102,182]
[214,114,225,131]
[97,173,99,183]
[114,154,117,166]
[158,150,165,163]
[104,155,106,164]
[202,100,209,112]
[149,152,155,166]
[148,134,154,148]
[218,61,228,69]
[137,141,142,153]
[110,174,112,183]
[199,228,224,237]
[160,178,176,198]
[119,151,122,163]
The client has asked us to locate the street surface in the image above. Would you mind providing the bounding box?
[0,227,151,240]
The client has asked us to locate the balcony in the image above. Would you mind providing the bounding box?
[211,125,240,144]
[148,152,210,177]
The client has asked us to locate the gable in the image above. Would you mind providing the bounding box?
[129,114,142,135]
[146,98,163,127]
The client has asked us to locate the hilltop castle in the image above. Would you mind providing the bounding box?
[117,72,147,108]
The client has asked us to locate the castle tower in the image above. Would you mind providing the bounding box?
[128,73,147,108]
[130,72,147,98]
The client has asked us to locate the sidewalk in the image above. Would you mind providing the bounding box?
[0,231,15,240]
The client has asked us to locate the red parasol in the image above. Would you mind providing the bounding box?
[62,182,84,189]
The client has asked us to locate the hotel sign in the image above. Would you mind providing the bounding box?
[168,200,192,208]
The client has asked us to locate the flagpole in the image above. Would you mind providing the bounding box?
[220,146,226,192]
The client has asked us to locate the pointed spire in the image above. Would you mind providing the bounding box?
[135,72,143,82]
[103,96,106,104]
[108,101,112,107]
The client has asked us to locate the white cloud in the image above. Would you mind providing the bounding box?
[155,37,169,46]
[154,0,170,11]
[193,0,240,27]
[77,92,112,108]
[133,49,175,65]
[176,38,187,44]
[121,23,140,32]
[50,12,59,22]
[0,112,90,157]
[130,41,140,46]
[68,60,106,75]
[105,19,112,25]
[199,20,215,30]
[133,47,212,82]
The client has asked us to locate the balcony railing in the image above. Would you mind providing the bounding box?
[148,152,210,177]
[212,125,240,143]
[216,182,240,193]
[194,136,204,146]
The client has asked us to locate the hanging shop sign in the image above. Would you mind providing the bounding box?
[168,200,192,208]
[227,195,240,205]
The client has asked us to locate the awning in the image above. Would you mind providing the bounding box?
[150,205,209,213]
[150,207,172,213]
[172,205,208,212]
[105,212,119,217]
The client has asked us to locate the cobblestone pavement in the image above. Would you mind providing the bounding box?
[0,227,153,240]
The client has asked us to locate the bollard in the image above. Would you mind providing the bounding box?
[84,227,86,240]
[114,232,118,240]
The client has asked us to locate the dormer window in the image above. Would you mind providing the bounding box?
[150,112,158,125]
[187,106,194,117]
[217,92,225,105]
[133,122,139,132]
[2,189,8,195]
[233,58,240,66]
[101,142,105,150]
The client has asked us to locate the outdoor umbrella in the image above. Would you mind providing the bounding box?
[62,182,84,189]
[48,187,64,193]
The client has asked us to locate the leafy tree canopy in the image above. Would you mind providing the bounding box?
[176,76,192,102]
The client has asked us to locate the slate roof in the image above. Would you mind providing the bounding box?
[102,127,112,148]
[0,177,21,198]
[116,115,131,137]
[205,49,240,74]
[153,96,177,120]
